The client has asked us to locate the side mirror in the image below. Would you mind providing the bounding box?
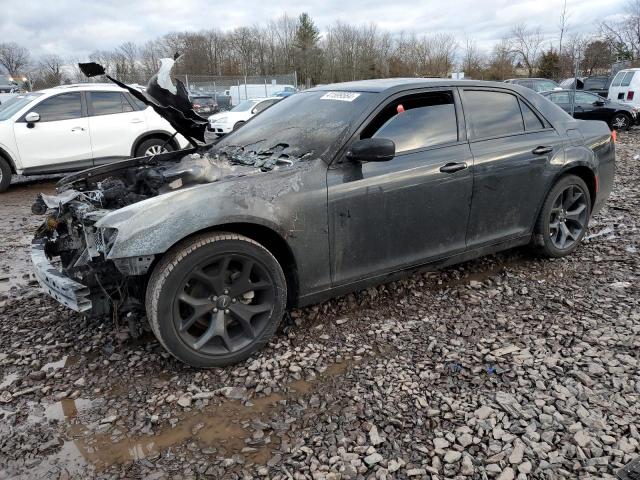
[346,138,395,162]
[594,99,605,106]
[25,111,40,126]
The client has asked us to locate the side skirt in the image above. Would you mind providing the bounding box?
[296,235,531,308]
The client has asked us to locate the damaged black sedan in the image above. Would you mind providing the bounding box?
[32,75,615,368]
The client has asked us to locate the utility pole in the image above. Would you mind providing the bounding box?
[570,56,579,117]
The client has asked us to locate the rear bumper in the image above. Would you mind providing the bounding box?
[31,240,92,312]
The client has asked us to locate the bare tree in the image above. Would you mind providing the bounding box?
[510,24,546,76]
[601,0,640,59]
[0,42,30,76]
[461,37,485,79]
[35,54,65,88]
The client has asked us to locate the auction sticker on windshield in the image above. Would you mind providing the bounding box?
[321,92,361,102]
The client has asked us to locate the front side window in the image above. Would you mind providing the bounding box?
[363,91,458,153]
[575,91,599,104]
[30,92,82,122]
[464,90,524,138]
[90,91,133,116]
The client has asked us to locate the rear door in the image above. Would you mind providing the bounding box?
[87,90,147,165]
[461,88,564,247]
[13,92,92,172]
[327,89,473,285]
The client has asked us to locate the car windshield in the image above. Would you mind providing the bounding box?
[0,93,42,121]
[231,100,259,112]
[214,90,373,162]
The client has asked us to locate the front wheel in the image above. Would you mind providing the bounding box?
[146,233,287,368]
[0,157,11,193]
[532,175,591,258]
[610,112,631,130]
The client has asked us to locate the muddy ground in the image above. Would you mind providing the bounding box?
[0,132,638,480]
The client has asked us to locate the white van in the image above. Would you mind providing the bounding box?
[608,68,640,107]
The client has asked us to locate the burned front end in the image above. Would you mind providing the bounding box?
[30,155,187,317]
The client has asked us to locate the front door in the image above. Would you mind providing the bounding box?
[461,88,565,247]
[327,89,473,286]
[13,92,92,172]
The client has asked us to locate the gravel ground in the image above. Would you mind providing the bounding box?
[0,131,638,480]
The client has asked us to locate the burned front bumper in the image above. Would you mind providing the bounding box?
[31,240,92,312]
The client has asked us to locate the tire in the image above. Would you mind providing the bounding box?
[610,112,631,131]
[233,121,245,131]
[135,138,174,158]
[531,175,591,258]
[146,232,287,368]
[0,157,11,193]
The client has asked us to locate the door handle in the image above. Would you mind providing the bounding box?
[130,119,144,124]
[439,162,468,173]
[71,127,85,132]
[532,146,553,155]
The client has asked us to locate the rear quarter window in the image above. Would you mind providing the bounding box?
[621,71,636,87]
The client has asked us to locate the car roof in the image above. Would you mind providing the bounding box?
[36,83,128,94]
[307,78,535,94]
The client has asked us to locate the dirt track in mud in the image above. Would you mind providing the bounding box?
[0,133,638,480]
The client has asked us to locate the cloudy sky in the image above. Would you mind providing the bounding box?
[0,0,627,60]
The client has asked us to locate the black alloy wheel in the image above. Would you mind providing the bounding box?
[548,184,589,250]
[147,233,287,368]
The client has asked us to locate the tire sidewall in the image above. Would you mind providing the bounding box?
[0,157,11,192]
[539,175,591,257]
[151,237,287,368]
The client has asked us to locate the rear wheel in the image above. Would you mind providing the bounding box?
[135,138,174,157]
[0,157,11,193]
[532,175,591,257]
[610,112,631,130]
[146,233,287,368]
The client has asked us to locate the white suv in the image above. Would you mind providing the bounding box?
[0,84,189,192]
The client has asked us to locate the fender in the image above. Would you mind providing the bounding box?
[0,144,19,173]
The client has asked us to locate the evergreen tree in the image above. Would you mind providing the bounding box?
[294,13,321,87]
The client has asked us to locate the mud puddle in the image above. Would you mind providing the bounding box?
[39,359,356,471]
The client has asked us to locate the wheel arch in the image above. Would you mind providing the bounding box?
[130,130,180,157]
[149,222,300,308]
[557,164,597,208]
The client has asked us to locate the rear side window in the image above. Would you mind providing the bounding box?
[463,90,524,138]
[90,92,134,116]
[621,71,635,87]
[31,92,83,122]
[520,100,544,130]
[611,71,625,87]
[363,91,458,153]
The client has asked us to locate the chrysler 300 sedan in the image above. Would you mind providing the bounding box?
[32,78,615,368]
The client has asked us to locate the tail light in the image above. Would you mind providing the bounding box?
[628,91,635,101]
[612,130,617,143]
